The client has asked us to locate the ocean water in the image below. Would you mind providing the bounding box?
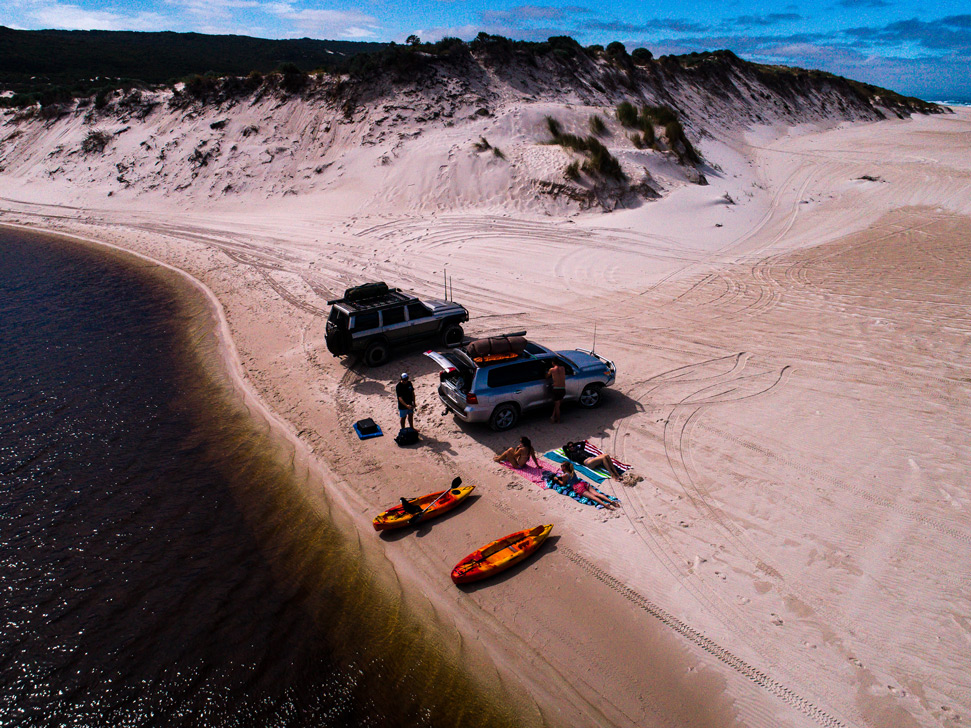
[0,229,520,728]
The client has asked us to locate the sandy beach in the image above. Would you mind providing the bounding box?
[1,98,969,727]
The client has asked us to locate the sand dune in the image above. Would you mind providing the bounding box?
[0,84,968,728]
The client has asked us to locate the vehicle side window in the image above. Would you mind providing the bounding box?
[382,307,405,326]
[407,303,431,320]
[525,360,553,382]
[353,312,379,331]
[487,361,547,387]
[487,363,521,388]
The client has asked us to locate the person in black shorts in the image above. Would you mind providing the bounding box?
[396,372,416,429]
[547,361,566,423]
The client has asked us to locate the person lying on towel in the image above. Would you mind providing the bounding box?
[564,441,624,480]
[553,462,619,509]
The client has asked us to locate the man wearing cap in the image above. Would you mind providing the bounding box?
[396,372,416,429]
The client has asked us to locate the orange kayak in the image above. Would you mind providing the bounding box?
[450,524,553,584]
[373,482,475,531]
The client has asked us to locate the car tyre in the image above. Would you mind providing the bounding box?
[363,339,391,367]
[441,323,464,347]
[489,403,519,431]
[578,383,603,408]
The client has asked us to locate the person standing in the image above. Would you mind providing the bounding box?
[547,360,566,423]
[396,372,416,429]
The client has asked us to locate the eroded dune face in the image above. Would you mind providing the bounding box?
[0,49,941,216]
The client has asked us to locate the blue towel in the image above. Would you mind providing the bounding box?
[353,422,383,440]
[542,472,620,509]
[542,450,609,484]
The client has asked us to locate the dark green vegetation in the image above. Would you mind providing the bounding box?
[615,102,698,162]
[0,26,940,127]
[546,115,626,181]
[0,26,382,107]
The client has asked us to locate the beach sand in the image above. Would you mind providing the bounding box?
[1,105,969,727]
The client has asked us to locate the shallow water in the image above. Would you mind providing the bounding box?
[0,229,519,727]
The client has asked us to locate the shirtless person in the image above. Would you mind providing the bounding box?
[547,360,566,423]
[494,436,541,469]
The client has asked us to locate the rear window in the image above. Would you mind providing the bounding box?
[327,309,349,328]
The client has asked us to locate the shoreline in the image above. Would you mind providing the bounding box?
[0,221,595,726]
[2,107,970,727]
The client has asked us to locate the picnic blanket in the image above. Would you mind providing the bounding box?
[542,471,620,509]
[542,441,630,483]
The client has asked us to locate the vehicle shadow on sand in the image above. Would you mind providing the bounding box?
[434,388,644,455]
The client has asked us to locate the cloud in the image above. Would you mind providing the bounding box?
[26,2,166,31]
[262,4,381,39]
[836,0,892,7]
[581,18,708,34]
[846,15,971,53]
[730,13,802,28]
[480,5,582,24]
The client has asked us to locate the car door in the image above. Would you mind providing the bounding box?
[488,359,550,412]
[379,305,409,346]
[405,302,440,340]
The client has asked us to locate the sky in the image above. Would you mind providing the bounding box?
[2,0,969,100]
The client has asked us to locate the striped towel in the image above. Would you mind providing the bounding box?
[542,440,630,483]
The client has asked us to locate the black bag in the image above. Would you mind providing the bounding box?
[395,427,420,447]
[355,418,379,435]
[564,441,587,463]
[343,281,389,302]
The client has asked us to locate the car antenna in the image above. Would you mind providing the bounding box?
[592,321,597,354]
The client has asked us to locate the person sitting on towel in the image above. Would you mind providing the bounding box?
[494,436,541,469]
[553,462,619,509]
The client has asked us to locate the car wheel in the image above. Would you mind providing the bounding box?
[578,383,603,408]
[363,339,391,367]
[441,323,464,347]
[489,403,519,431]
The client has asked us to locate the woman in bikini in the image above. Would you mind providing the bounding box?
[565,441,624,480]
[553,461,619,509]
[494,436,541,469]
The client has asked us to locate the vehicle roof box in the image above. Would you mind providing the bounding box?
[465,336,527,362]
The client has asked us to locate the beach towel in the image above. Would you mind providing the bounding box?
[542,472,620,509]
[353,420,383,440]
[498,460,549,487]
[543,440,631,483]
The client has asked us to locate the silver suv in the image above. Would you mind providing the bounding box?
[426,338,616,430]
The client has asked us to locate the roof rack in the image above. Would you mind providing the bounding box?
[327,281,416,311]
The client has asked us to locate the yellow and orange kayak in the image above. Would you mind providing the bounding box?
[450,524,553,584]
[373,482,475,531]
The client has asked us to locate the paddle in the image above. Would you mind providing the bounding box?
[412,476,462,525]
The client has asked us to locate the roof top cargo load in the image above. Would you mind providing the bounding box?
[465,334,527,363]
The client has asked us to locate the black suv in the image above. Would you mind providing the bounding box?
[325,282,469,366]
